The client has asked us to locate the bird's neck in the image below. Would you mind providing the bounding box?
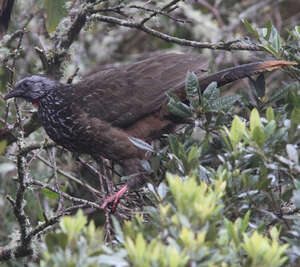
[32,100,39,107]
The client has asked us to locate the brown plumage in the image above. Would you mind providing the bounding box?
[4,53,294,211]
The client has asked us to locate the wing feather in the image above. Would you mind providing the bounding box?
[70,54,208,127]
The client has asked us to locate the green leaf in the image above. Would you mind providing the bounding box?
[44,0,68,33]
[128,137,154,152]
[252,126,265,147]
[112,216,124,243]
[242,20,260,39]
[264,21,272,40]
[45,232,68,252]
[42,188,59,200]
[185,71,200,102]
[293,26,300,40]
[268,85,289,103]
[168,134,182,159]
[209,95,241,112]
[187,146,199,164]
[264,120,276,140]
[226,220,240,247]
[261,43,277,56]
[203,82,220,101]
[249,109,265,146]
[167,94,192,119]
[272,29,281,54]
[241,211,250,232]
[229,116,246,146]
[60,210,87,243]
[266,107,275,121]
[0,140,7,155]
[250,108,262,135]
[294,180,300,190]
[290,108,300,136]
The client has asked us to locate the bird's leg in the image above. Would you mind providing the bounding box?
[101,159,148,213]
[101,184,128,213]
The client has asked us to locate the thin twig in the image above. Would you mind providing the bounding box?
[89,14,263,51]
[28,178,101,209]
[37,154,101,195]
[140,0,182,25]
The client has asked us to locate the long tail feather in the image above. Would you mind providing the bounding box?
[198,60,296,90]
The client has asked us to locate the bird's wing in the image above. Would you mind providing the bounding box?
[71,53,208,128]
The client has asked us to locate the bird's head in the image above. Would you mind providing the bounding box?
[4,75,58,105]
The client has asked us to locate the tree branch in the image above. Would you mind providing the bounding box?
[89,14,263,51]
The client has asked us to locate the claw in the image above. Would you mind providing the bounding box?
[101,184,128,213]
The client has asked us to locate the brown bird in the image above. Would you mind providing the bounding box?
[4,53,294,211]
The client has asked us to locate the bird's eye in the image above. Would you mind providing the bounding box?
[23,82,29,89]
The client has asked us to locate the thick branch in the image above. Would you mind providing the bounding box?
[0,204,90,261]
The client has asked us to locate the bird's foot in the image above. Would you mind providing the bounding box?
[101,184,128,213]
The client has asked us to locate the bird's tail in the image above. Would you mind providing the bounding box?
[198,60,296,90]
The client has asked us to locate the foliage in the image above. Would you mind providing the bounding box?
[33,174,288,267]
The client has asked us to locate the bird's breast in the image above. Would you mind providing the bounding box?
[38,97,80,151]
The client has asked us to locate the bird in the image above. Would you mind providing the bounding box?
[4,53,294,212]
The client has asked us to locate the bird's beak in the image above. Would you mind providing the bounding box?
[4,89,23,100]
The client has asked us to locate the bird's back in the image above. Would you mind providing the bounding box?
[72,53,208,128]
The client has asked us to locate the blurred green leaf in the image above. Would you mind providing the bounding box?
[60,209,87,244]
[268,85,289,104]
[250,108,262,134]
[229,116,246,146]
[290,108,300,136]
[112,216,124,243]
[296,26,300,36]
[42,188,59,200]
[0,140,7,155]
[264,21,272,40]
[168,134,180,156]
[252,126,265,147]
[44,0,68,33]
[264,120,276,140]
[45,232,68,252]
[242,19,260,39]
[272,28,281,54]
[266,107,275,121]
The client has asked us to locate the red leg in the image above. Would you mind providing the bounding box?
[101,184,129,213]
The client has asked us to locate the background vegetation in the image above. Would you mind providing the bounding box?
[0,0,299,266]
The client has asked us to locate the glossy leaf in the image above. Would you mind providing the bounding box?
[229,116,246,146]
[185,71,200,102]
[266,106,275,122]
[128,136,154,152]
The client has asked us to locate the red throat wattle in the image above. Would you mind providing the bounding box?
[32,100,39,107]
